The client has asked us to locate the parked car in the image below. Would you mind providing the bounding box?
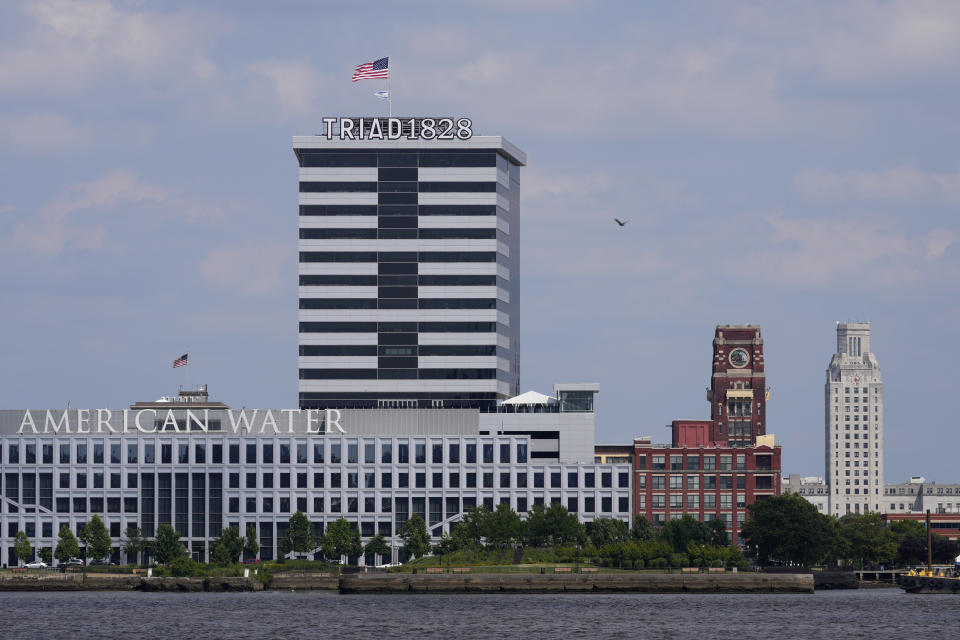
[24,560,47,569]
[60,559,84,568]
[88,559,113,566]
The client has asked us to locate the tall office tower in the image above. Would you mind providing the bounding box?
[825,322,884,516]
[707,325,768,447]
[293,118,524,410]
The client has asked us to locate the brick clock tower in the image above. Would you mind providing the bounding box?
[707,325,769,447]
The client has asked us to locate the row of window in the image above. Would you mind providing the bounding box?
[299,321,502,333]
[299,345,497,357]
[637,453,772,471]
[298,368,499,380]
[298,298,497,310]
[3,441,537,466]
[299,204,501,216]
[637,475,773,490]
[296,149,507,169]
[640,494,748,509]
[299,181,504,194]
[299,251,498,263]
[299,274,501,287]
[299,228,499,240]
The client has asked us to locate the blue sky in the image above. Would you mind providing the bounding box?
[1,0,958,483]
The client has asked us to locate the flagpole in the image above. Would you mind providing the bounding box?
[388,56,392,118]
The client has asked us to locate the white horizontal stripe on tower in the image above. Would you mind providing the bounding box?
[298,286,377,297]
[298,380,501,393]
[299,217,377,228]
[417,167,502,182]
[299,334,378,345]
[299,193,378,205]
[299,168,378,181]
[417,216,497,228]
[418,193,498,206]
[297,309,499,322]
[418,356,498,368]
[417,286,500,299]
[418,263,499,276]
[298,357,378,368]
[417,333,501,346]
[299,264,378,275]
[298,239,498,251]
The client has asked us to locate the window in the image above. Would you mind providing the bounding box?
[466,443,477,463]
[568,472,578,488]
[517,444,528,463]
[687,494,699,509]
[348,443,358,464]
[534,472,544,488]
[652,475,666,490]
[687,476,699,490]
[670,495,683,508]
[415,443,426,464]
[127,444,138,464]
[601,472,612,488]
[195,444,206,464]
[669,475,683,490]
[670,455,683,470]
[686,456,700,470]
[111,444,122,464]
[652,455,665,470]
[263,444,274,464]
[381,443,392,463]
[703,456,716,470]
[652,495,665,508]
[483,444,494,464]
[551,472,561,488]
[178,444,189,464]
[500,443,510,464]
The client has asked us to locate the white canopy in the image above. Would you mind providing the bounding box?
[501,390,556,405]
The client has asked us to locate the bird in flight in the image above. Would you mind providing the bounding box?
[614,218,629,227]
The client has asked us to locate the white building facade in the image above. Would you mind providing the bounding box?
[825,322,885,516]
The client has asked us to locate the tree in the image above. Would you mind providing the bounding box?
[632,514,656,542]
[484,503,522,548]
[399,514,431,560]
[589,518,631,548]
[122,528,146,564]
[79,515,112,561]
[244,524,260,560]
[740,494,838,566]
[55,526,80,564]
[14,531,32,565]
[285,511,316,557]
[39,547,53,564]
[432,534,456,556]
[708,518,730,547]
[838,514,897,569]
[210,526,245,566]
[451,506,490,550]
[364,534,391,563]
[659,515,713,553]
[153,524,186,565]
[323,517,362,561]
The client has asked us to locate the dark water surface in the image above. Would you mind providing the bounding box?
[1,588,958,639]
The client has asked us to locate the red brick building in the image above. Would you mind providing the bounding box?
[883,513,960,541]
[629,325,781,544]
[709,325,768,447]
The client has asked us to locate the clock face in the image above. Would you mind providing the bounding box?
[729,348,749,368]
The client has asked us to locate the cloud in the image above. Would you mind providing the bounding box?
[200,242,291,296]
[523,169,612,199]
[794,165,960,203]
[5,169,229,254]
[0,0,223,95]
[244,59,323,117]
[723,209,959,288]
[0,112,96,149]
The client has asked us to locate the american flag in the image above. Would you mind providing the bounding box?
[173,353,189,368]
[352,57,389,82]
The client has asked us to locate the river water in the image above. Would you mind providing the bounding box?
[1,588,957,639]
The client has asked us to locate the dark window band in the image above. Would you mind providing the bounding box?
[299,228,377,239]
[299,322,377,333]
[418,298,496,309]
[299,275,378,286]
[418,322,497,333]
[299,298,377,310]
[418,182,496,193]
[299,369,378,379]
[417,368,497,379]
[418,275,496,286]
[418,228,497,240]
[418,345,496,356]
[299,252,377,263]
[299,182,377,192]
[419,252,496,263]
[300,205,377,216]
[299,368,497,380]
[418,205,497,216]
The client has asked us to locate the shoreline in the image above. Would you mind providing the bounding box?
[0,572,814,594]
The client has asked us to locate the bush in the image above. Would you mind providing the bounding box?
[648,557,668,569]
[669,554,689,568]
[168,556,201,577]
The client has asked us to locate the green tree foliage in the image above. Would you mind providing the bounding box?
[659,515,713,553]
[323,517,362,561]
[838,514,897,569]
[14,531,32,565]
[740,494,838,566]
[451,506,490,550]
[55,526,80,563]
[364,534,391,561]
[79,515,112,561]
[39,547,53,564]
[153,524,186,565]
[399,514,431,560]
[286,511,316,556]
[588,518,630,548]
[432,534,456,556]
[485,503,523,548]
[632,514,656,542]
[122,527,146,563]
[244,524,260,560]
[210,526,245,566]
[708,518,730,547]
[524,503,584,547]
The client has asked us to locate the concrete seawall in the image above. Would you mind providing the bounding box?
[0,574,262,592]
[339,573,815,594]
[270,572,338,590]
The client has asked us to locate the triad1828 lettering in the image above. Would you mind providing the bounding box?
[321,117,473,141]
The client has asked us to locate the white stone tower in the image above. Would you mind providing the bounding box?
[825,322,884,516]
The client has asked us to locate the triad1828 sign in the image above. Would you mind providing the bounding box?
[321,117,473,141]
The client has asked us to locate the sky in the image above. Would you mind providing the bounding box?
[1,0,959,483]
